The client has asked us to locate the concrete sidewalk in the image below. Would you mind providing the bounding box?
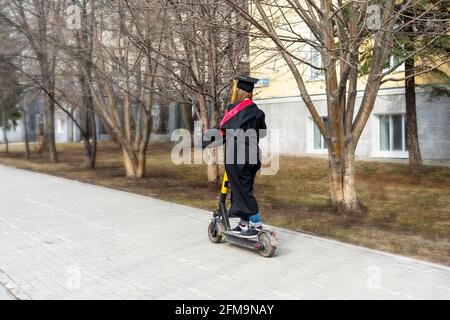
[0,165,449,300]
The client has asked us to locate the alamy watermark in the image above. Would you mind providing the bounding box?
[64,3,384,31]
[366,4,382,30]
[65,5,81,31]
[67,265,82,290]
[366,265,382,290]
[171,121,280,175]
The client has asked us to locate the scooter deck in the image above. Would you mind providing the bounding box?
[223,231,261,250]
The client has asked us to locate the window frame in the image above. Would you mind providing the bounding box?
[307,116,329,154]
[304,30,325,82]
[372,113,408,158]
[382,55,405,73]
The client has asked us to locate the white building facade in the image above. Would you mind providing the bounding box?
[256,87,450,160]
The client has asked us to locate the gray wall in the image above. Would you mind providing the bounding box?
[256,87,450,160]
[0,120,25,143]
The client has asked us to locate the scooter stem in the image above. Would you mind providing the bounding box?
[219,79,238,230]
[219,171,230,230]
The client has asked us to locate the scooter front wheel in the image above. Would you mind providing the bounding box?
[208,221,223,243]
[258,233,277,258]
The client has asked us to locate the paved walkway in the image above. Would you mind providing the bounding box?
[0,165,449,300]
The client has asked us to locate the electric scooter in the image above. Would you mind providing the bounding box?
[207,78,277,257]
[207,171,278,257]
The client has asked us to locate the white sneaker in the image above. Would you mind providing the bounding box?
[232,223,248,233]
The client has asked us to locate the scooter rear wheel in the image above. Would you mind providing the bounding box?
[258,233,276,258]
[208,221,223,243]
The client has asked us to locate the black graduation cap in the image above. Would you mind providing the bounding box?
[235,75,259,93]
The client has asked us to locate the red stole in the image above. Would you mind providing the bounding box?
[219,99,254,135]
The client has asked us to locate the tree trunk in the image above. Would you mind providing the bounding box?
[82,112,95,169]
[328,146,361,214]
[136,115,153,178]
[81,87,97,169]
[207,148,219,185]
[124,92,132,143]
[78,1,97,169]
[405,56,422,174]
[207,107,219,185]
[67,109,74,143]
[180,103,193,133]
[122,147,137,178]
[22,109,30,159]
[180,102,194,148]
[135,144,148,179]
[342,144,360,213]
[327,151,343,209]
[41,38,58,163]
[136,152,146,178]
[197,93,218,184]
[134,103,143,150]
[90,115,97,168]
[2,108,8,154]
[207,167,219,184]
[44,93,58,162]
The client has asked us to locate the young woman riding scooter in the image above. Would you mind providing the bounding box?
[203,75,267,238]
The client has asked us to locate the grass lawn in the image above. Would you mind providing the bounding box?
[0,142,449,265]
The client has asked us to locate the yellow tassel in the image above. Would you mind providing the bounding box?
[221,79,238,194]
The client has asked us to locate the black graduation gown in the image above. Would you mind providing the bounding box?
[204,101,267,220]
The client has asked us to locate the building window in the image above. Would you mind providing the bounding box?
[313,117,328,150]
[383,55,404,72]
[379,114,407,152]
[255,77,270,87]
[305,30,324,81]
[309,49,323,80]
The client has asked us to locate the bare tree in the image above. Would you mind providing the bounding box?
[358,0,449,174]
[74,0,97,168]
[394,0,448,173]
[0,0,65,162]
[146,0,251,184]
[0,56,20,154]
[227,0,450,213]
[60,0,168,178]
[0,14,21,154]
[18,88,40,159]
